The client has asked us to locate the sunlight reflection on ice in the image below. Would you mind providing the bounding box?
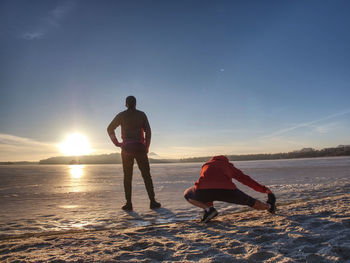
[69,165,84,179]
[59,205,79,209]
[68,165,85,192]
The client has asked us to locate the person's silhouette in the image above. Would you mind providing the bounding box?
[108,96,161,211]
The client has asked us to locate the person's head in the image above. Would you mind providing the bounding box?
[125,96,136,109]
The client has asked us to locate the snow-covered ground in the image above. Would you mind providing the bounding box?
[1,157,350,261]
[1,157,350,238]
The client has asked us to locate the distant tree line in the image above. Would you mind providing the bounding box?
[38,153,176,165]
[2,145,349,165]
[39,153,122,165]
[179,145,350,163]
[0,161,37,165]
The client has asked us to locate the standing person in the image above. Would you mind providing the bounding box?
[107,96,161,211]
[184,155,276,223]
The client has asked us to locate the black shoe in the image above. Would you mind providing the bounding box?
[201,207,218,223]
[150,200,161,209]
[267,193,276,214]
[122,202,133,211]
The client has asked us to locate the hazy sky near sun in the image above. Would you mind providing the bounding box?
[1,0,350,161]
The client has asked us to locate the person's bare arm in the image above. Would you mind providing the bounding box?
[143,114,151,153]
[107,114,122,148]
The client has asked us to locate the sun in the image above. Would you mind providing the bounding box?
[59,133,93,156]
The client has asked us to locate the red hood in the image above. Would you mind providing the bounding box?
[209,155,229,162]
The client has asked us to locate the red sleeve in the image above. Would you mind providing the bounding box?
[230,164,267,193]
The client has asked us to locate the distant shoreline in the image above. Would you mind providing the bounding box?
[1,145,349,165]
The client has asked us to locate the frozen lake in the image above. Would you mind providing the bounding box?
[1,157,350,238]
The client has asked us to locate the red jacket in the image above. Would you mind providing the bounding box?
[194,155,267,193]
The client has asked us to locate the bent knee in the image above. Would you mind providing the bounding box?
[184,187,194,200]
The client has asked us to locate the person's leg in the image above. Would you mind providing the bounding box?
[134,147,160,208]
[184,187,218,222]
[187,198,210,209]
[121,150,134,209]
[213,188,271,212]
[184,187,209,208]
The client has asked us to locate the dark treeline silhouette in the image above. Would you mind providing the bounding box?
[180,145,350,163]
[39,153,122,165]
[38,153,175,165]
[2,145,349,165]
[0,161,37,165]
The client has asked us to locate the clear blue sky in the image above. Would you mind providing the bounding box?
[1,0,350,161]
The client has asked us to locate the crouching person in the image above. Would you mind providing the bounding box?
[184,155,276,223]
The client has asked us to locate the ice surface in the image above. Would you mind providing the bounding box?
[0,156,349,238]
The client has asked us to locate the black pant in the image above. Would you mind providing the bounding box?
[184,186,256,207]
[121,143,155,203]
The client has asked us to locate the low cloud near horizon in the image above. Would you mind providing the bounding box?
[0,133,59,162]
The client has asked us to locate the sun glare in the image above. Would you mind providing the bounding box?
[59,133,93,156]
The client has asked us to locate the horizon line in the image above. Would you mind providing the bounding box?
[2,144,349,163]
